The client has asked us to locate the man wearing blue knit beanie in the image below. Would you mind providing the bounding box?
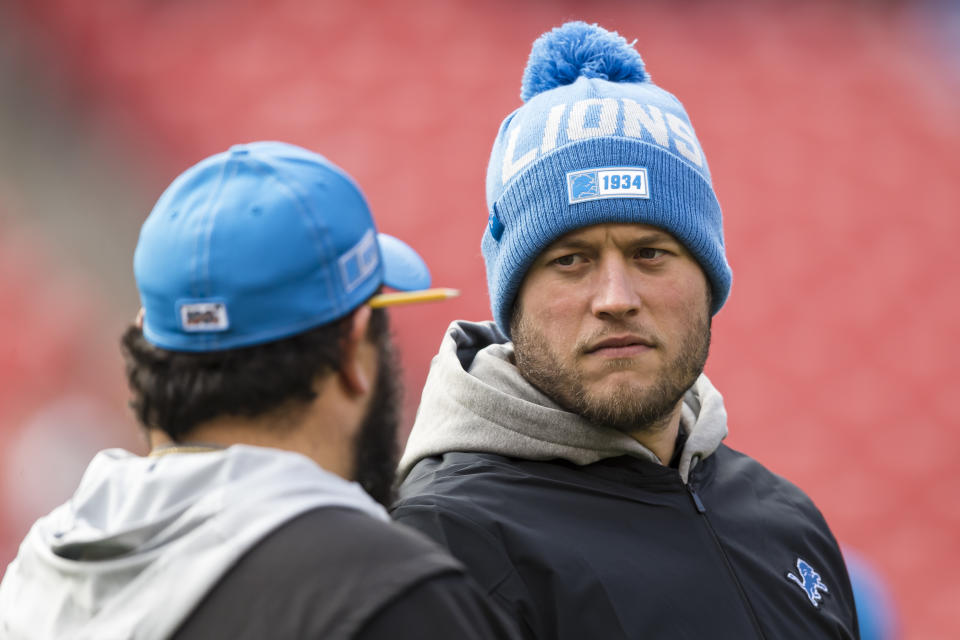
[393,22,859,639]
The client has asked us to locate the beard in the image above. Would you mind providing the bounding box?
[350,325,403,508]
[511,309,710,435]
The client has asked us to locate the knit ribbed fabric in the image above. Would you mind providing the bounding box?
[482,29,732,335]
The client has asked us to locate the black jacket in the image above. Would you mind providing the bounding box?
[175,507,522,640]
[394,447,859,640]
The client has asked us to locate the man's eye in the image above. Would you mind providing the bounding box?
[637,248,666,260]
[552,254,579,266]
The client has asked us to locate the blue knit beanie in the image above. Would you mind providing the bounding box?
[482,21,732,335]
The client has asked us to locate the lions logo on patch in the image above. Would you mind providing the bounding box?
[787,558,829,608]
[569,172,599,199]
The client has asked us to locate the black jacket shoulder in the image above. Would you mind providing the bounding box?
[174,506,522,640]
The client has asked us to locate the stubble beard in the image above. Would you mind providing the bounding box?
[511,309,711,435]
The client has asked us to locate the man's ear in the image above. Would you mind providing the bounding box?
[339,305,373,396]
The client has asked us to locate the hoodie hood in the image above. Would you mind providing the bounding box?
[0,444,386,640]
[399,320,728,482]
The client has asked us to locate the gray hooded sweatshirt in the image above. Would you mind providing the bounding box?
[0,445,387,640]
[398,320,729,482]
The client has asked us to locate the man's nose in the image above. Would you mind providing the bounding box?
[590,258,641,320]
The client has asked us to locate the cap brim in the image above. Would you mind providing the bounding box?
[377,233,431,291]
[368,287,460,308]
[369,234,459,309]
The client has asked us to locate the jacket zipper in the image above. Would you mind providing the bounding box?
[686,481,768,640]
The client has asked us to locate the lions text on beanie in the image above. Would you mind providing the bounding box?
[481,21,732,335]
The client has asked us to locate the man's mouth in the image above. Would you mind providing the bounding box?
[584,335,655,358]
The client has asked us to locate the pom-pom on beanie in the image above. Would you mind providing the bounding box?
[482,21,732,335]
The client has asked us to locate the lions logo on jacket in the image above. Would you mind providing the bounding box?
[787,557,829,607]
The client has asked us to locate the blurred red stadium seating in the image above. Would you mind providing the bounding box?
[0,221,133,556]
[3,1,958,637]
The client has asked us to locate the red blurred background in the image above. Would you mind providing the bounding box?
[1,1,957,637]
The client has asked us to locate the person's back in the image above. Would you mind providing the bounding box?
[3,447,504,639]
[0,142,519,640]
[175,505,511,639]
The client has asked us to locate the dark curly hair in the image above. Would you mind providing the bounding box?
[121,309,389,441]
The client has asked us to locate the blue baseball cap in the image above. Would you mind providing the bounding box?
[134,141,437,352]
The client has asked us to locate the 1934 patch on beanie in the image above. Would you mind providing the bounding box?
[481,21,732,335]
